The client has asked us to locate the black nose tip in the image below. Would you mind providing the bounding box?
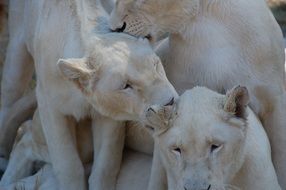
[165,97,174,106]
[111,22,126,33]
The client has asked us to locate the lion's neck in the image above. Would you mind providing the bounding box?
[231,151,280,189]
[230,110,281,189]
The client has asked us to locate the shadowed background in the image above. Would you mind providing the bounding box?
[268,0,286,36]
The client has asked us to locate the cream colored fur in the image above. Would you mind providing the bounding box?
[4,86,280,190]
[0,90,37,173]
[0,110,152,190]
[0,1,177,190]
[145,86,281,190]
[0,110,90,187]
[109,0,286,188]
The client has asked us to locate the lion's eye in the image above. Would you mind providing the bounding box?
[210,144,221,153]
[123,83,133,90]
[172,147,182,156]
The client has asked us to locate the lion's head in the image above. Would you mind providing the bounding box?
[109,0,199,41]
[58,33,177,122]
[145,86,249,190]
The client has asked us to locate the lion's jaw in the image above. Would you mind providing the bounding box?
[147,87,248,190]
[59,33,178,122]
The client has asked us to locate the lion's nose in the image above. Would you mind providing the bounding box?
[111,22,126,33]
[164,97,174,106]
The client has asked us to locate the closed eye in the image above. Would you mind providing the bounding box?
[172,147,182,157]
[174,148,181,154]
[210,144,222,153]
[123,83,133,90]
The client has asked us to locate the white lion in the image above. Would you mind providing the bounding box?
[145,86,282,190]
[0,0,177,190]
[109,0,286,188]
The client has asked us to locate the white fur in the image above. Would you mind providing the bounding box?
[0,0,177,190]
[109,0,286,188]
[0,111,152,190]
[145,87,281,190]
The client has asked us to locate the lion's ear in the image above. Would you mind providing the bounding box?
[58,58,97,94]
[224,86,249,119]
[145,105,174,134]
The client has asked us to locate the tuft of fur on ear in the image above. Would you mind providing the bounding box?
[145,105,174,134]
[224,86,249,119]
[58,58,95,93]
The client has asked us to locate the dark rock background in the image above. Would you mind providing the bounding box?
[268,0,286,36]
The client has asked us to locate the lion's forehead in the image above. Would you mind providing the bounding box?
[104,44,155,64]
[171,116,218,143]
[166,87,238,143]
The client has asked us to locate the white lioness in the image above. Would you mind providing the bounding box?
[109,0,286,188]
[145,86,281,190]
[0,0,177,190]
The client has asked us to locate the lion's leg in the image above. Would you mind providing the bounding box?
[0,38,34,159]
[257,91,286,189]
[0,164,59,190]
[247,84,286,189]
[0,127,35,185]
[37,93,86,190]
[147,142,167,190]
[89,117,125,190]
[0,91,36,160]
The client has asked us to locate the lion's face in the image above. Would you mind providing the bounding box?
[109,0,199,41]
[58,33,177,122]
[146,86,249,190]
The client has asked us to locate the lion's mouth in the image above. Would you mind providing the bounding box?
[110,24,153,42]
